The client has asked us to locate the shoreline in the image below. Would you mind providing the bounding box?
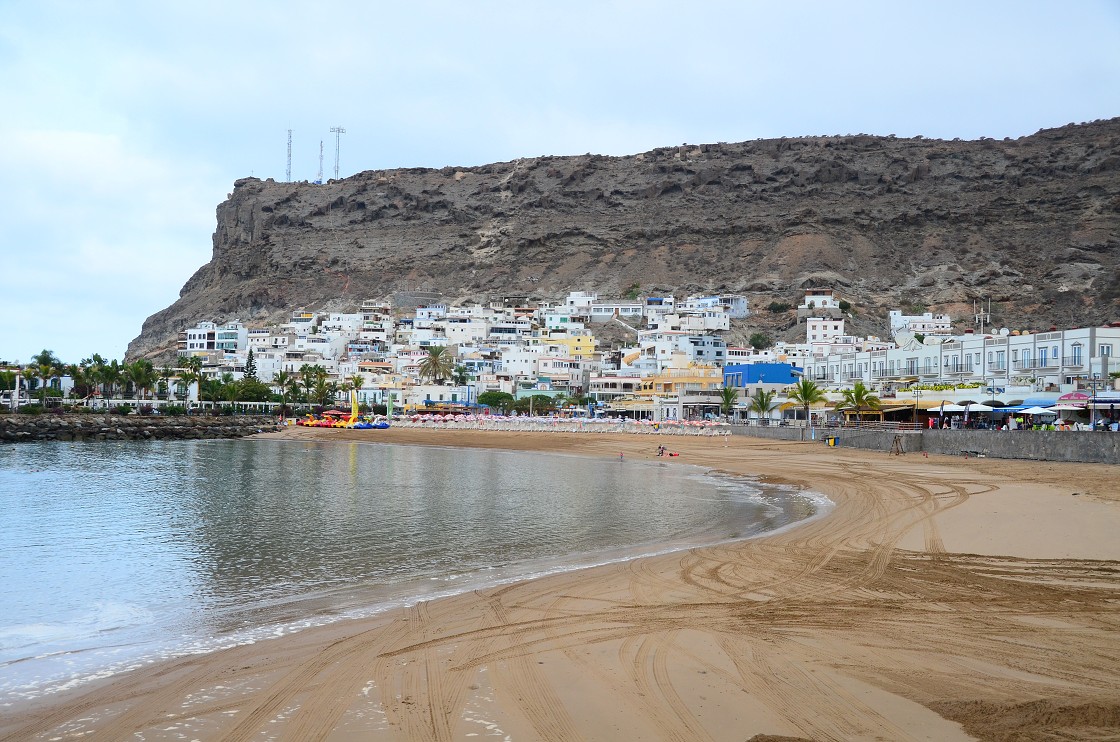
[4,428,1119,741]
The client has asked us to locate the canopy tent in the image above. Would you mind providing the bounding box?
[1001,396,1062,413]
[1058,391,1092,402]
[1019,406,1057,415]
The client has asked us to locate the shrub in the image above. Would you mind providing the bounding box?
[768,301,792,313]
[748,332,773,350]
[111,404,133,415]
[18,404,44,415]
[163,405,187,416]
[838,300,851,312]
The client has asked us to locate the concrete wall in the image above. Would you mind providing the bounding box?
[731,424,1120,464]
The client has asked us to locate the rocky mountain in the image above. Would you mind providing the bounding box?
[128,119,1120,359]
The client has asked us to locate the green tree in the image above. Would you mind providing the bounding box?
[244,348,258,380]
[787,378,827,439]
[312,378,339,407]
[747,388,778,421]
[236,377,274,403]
[219,372,238,402]
[0,369,17,402]
[719,386,738,415]
[418,346,455,384]
[30,349,62,403]
[451,364,471,387]
[96,359,123,401]
[836,381,881,421]
[512,394,555,415]
[301,365,328,400]
[477,390,515,412]
[127,359,158,401]
[272,370,294,413]
[199,378,224,408]
[748,332,772,350]
[348,374,365,394]
[67,362,95,400]
[159,366,175,400]
[178,370,200,403]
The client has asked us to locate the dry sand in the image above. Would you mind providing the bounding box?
[3,428,1119,741]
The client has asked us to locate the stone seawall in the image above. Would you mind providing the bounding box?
[0,414,281,442]
[731,425,1120,464]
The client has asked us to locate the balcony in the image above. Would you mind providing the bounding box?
[1061,355,1085,367]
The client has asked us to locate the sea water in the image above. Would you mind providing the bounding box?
[0,438,824,703]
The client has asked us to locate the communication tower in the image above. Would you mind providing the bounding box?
[286,128,292,182]
[315,140,324,184]
[973,298,991,335]
[330,125,346,179]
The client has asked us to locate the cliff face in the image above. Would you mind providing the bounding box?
[128,119,1120,359]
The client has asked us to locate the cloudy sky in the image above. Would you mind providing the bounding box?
[2,1,1118,364]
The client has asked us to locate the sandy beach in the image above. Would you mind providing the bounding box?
[4,428,1119,741]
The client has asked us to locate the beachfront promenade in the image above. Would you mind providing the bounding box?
[380,415,1120,463]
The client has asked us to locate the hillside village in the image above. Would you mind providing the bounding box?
[163,286,1120,422]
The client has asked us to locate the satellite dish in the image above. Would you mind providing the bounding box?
[999,327,1010,336]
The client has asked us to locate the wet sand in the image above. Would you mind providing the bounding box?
[4,428,1119,741]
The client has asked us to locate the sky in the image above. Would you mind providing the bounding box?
[1,1,1118,365]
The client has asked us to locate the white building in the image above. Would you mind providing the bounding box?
[183,321,217,354]
[215,322,247,353]
[889,310,953,338]
[797,288,845,320]
[681,294,749,319]
[802,325,1120,396]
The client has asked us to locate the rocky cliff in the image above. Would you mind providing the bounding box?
[128,119,1120,359]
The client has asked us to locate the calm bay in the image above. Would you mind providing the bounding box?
[0,438,822,703]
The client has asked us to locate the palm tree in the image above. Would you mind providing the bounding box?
[418,346,455,384]
[312,378,338,407]
[348,374,364,394]
[836,381,881,422]
[159,367,175,400]
[219,372,239,403]
[301,365,327,400]
[178,370,200,404]
[787,378,827,440]
[718,386,738,417]
[127,359,158,402]
[97,359,123,402]
[451,364,471,387]
[747,388,778,424]
[30,349,61,404]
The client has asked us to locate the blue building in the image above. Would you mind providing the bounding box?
[722,362,802,389]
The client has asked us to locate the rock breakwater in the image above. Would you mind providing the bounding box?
[0,414,280,442]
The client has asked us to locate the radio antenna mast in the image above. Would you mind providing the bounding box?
[286,128,292,182]
[315,140,324,184]
[330,125,346,179]
[974,298,991,335]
